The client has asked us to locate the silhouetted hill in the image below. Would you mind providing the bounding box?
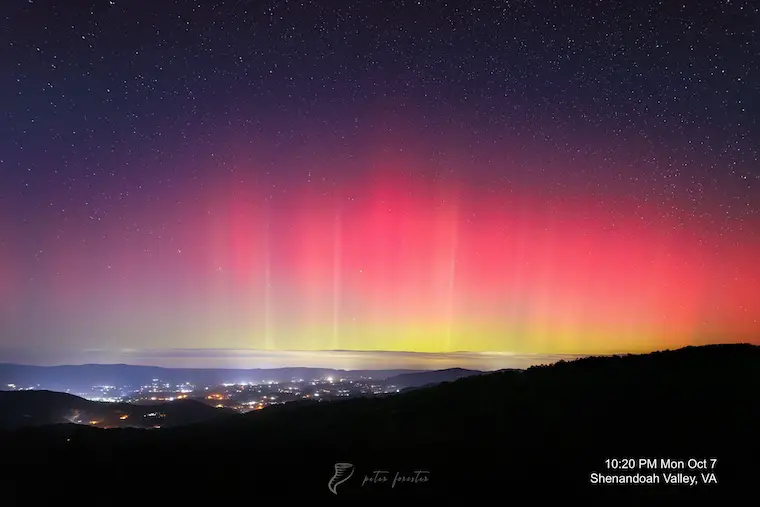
[0,390,234,429]
[0,363,423,391]
[1,344,757,500]
[0,390,94,429]
[383,367,483,388]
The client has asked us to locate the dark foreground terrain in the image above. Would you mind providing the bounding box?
[1,344,758,501]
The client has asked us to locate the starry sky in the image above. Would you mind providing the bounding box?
[1,0,759,368]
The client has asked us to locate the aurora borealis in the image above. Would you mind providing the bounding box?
[1,1,759,368]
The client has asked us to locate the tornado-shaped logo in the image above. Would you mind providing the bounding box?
[328,462,354,495]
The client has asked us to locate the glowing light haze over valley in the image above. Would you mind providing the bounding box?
[1,1,758,369]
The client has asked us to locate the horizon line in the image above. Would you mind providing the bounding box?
[1,344,750,370]
[0,348,593,370]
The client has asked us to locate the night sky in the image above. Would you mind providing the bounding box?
[1,0,759,368]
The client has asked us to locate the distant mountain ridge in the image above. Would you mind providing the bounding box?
[0,363,425,391]
[382,367,484,388]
